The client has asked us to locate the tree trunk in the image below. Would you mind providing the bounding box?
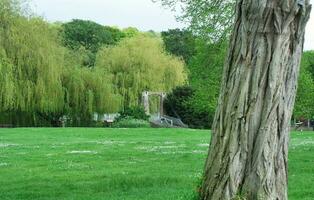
[201,1,311,200]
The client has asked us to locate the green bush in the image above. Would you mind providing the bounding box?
[112,117,150,128]
[117,106,150,121]
[164,86,212,129]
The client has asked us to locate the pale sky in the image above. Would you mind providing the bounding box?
[30,0,314,50]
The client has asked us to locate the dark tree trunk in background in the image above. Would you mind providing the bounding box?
[201,0,311,199]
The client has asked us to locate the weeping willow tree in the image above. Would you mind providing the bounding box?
[0,0,65,126]
[61,65,121,125]
[95,34,187,110]
[0,0,120,126]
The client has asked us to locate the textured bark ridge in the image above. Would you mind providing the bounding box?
[201,1,311,200]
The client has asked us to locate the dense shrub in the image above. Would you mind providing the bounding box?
[164,86,212,129]
[112,117,150,128]
[117,106,149,121]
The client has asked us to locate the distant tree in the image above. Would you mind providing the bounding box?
[62,19,117,52]
[96,35,187,109]
[153,0,235,42]
[294,51,314,119]
[187,41,227,127]
[146,30,160,38]
[0,1,120,127]
[122,27,140,38]
[164,85,212,128]
[61,20,125,67]
[302,51,314,79]
[294,68,314,119]
[164,85,194,118]
[161,29,196,63]
[104,26,126,43]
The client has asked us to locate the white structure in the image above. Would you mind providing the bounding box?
[142,91,167,117]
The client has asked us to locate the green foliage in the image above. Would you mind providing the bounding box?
[122,27,140,38]
[104,26,126,43]
[164,86,194,118]
[61,66,121,125]
[155,0,232,127]
[161,29,196,63]
[61,19,125,67]
[0,0,189,127]
[117,106,150,121]
[187,41,227,125]
[0,4,65,114]
[154,0,235,42]
[96,35,187,109]
[0,0,121,126]
[145,30,160,38]
[61,19,120,53]
[112,117,151,128]
[294,51,314,119]
[164,86,212,129]
[302,51,314,79]
[160,27,227,128]
[164,41,227,128]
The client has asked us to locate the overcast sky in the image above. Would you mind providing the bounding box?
[30,0,313,50]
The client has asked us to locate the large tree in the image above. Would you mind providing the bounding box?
[95,35,187,109]
[0,0,120,126]
[200,0,311,200]
[161,29,196,63]
[61,19,125,67]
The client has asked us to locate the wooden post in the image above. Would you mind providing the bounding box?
[142,91,150,115]
[159,93,166,117]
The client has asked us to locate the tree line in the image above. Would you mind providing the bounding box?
[1,0,313,128]
[0,0,187,127]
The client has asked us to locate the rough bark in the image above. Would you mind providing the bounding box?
[200,0,311,200]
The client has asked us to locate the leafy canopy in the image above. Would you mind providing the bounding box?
[294,51,314,119]
[62,19,124,53]
[0,0,120,126]
[96,34,188,109]
[161,29,196,63]
[153,0,235,42]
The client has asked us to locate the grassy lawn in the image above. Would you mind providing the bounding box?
[0,128,313,200]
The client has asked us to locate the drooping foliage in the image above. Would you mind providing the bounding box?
[96,35,187,109]
[0,0,120,126]
[61,65,121,124]
[0,1,65,114]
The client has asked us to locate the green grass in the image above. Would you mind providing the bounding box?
[0,128,313,200]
